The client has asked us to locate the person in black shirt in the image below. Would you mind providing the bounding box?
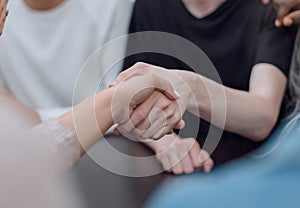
[114,0,297,174]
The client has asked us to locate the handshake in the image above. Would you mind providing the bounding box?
[110,62,187,140]
[108,62,214,174]
[67,62,214,174]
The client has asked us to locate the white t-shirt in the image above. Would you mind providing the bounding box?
[0,0,133,120]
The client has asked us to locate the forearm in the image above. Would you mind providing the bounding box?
[0,88,42,127]
[59,88,114,156]
[175,70,284,141]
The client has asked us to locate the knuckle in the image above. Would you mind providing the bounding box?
[134,62,147,68]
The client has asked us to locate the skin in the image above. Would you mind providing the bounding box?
[112,0,288,175]
[59,74,181,156]
[0,0,8,36]
[262,0,300,27]
[113,63,286,174]
[0,3,183,163]
[182,0,226,18]
[24,0,66,10]
[149,133,214,174]
[116,62,286,141]
[0,73,181,158]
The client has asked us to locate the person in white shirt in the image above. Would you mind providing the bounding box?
[0,3,185,206]
[0,0,133,121]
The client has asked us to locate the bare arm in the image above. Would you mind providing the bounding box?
[114,62,287,142]
[0,88,42,127]
[176,63,287,141]
[59,74,181,156]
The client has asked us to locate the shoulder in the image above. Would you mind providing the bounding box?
[80,0,133,17]
[133,0,169,13]
[75,0,134,31]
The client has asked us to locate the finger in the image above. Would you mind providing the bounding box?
[110,62,153,86]
[152,125,173,140]
[261,0,270,4]
[131,121,151,137]
[152,75,180,100]
[156,154,172,172]
[184,139,201,168]
[113,128,120,136]
[178,148,195,174]
[141,115,166,139]
[198,149,214,173]
[130,92,159,128]
[168,151,184,175]
[203,157,214,173]
[151,116,180,139]
[275,2,298,27]
[128,74,179,109]
[174,119,185,130]
[283,10,300,26]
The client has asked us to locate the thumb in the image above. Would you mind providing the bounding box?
[152,75,180,101]
[174,120,185,130]
[283,10,300,26]
[275,6,292,27]
[126,74,179,109]
[110,62,153,87]
[261,0,270,5]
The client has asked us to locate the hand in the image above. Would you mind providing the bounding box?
[0,0,8,35]
[148,133,214,175]
[115,91,184,140]
[62,73,181,155]
[111,62,196,139]
[261,0,300,27]
[111,73,184,139]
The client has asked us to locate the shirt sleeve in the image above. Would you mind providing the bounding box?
[254,5,298,77]
[32,119,80,173]
[36,107,71,122]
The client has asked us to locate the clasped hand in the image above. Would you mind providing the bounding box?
[111,63,187,140]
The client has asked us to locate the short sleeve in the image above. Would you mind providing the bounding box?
[254,5,298,77]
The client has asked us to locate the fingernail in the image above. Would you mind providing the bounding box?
[174,90,180,98]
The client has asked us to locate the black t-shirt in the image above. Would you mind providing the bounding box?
[124,0,297,165]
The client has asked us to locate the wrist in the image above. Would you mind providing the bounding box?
[95,87,114,128]
[146,133,178,152]
[172,70,195,110]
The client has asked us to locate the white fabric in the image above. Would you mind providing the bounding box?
[0,0,133,121]
[0,109,83,208]
[37,106,70,121]
[32,119,80,172]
